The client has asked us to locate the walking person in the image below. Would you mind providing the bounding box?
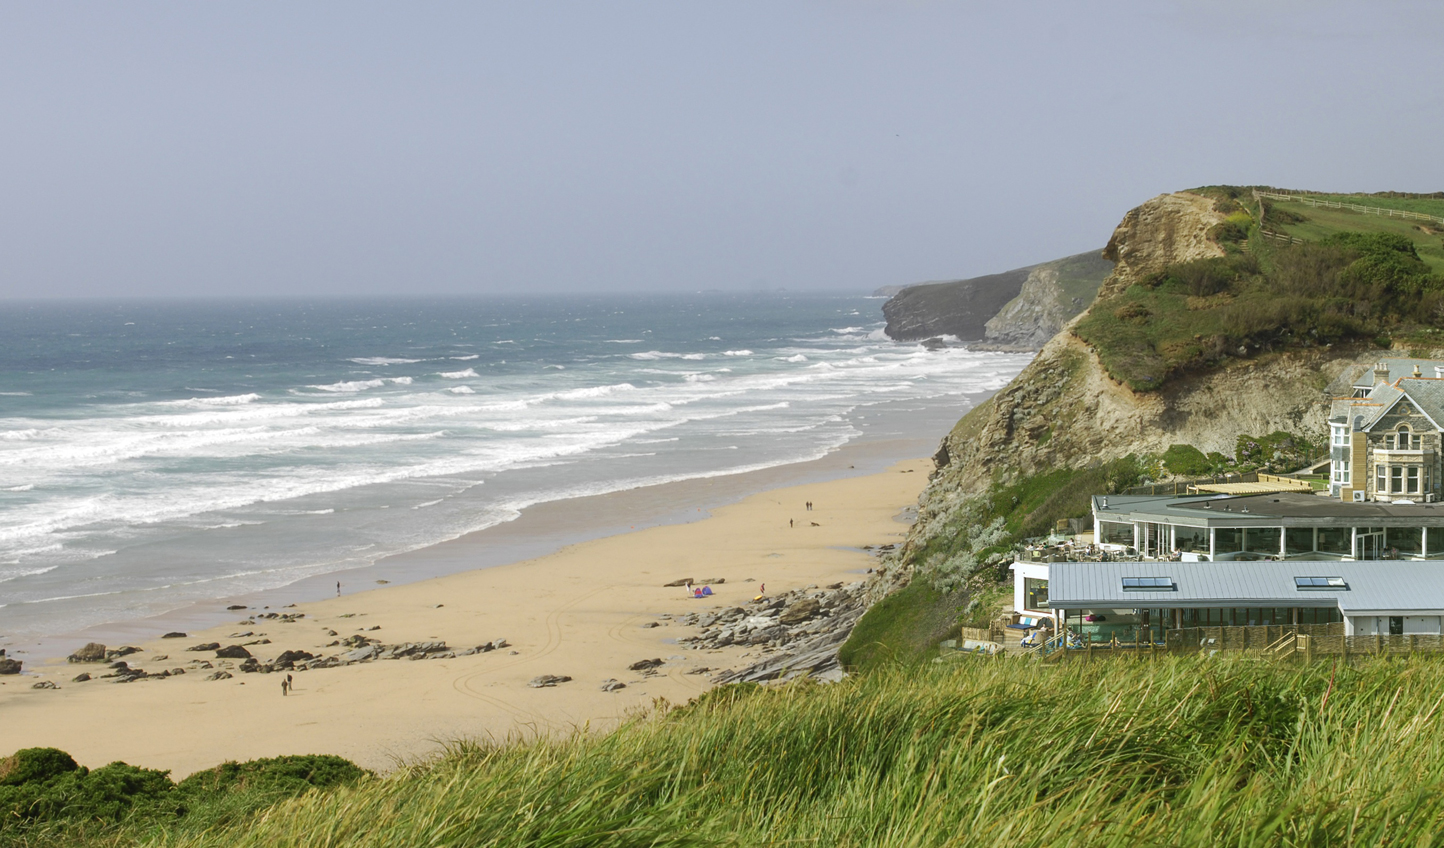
[281,679,289,696]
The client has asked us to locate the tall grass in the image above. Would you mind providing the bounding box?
[95,656,1444,847]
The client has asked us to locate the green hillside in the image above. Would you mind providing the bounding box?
[1264,192,1444,274]
[1073,186,1444,392]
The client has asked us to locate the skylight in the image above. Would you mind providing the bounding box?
[1122,577,1174,591]
[1294,576,1347,590]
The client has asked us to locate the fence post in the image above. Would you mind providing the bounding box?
[1303,634,1315,664]
[1376,634,1383,656]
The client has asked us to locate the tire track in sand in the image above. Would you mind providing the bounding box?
[451,585,611,724]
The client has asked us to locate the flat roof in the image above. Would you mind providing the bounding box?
[1094,491,1444,527]
[1042,560,1444,614]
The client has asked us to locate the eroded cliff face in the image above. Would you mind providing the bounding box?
[907,191,1353,547]
[1099,191,1226,298]
[881,268,1032,341]
[979,251,1114,350]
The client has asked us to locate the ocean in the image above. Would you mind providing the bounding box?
[0,295,1030,652]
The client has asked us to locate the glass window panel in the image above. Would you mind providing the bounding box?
[1175,526,1208,553]
[1317,527,1351,554]
[1429,528,1444,556]
[1389,527,1423,555]
[1408,467,1420,494]
[1286,527,1315,555]
[1244,527,1281,553]
[1214,528,1243,553]
[1099,521,1134,546]
[1392,466,1404,493]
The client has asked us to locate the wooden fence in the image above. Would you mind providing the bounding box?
[1255,190,1444,226]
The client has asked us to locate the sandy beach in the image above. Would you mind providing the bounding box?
[0,457,930,778]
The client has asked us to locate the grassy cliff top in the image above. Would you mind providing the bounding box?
[1075,186,1444,392]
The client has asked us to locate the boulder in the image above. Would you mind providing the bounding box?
[599,679,626,692]
[227,604,247,610]
[239,658,261,673]
[527,674,571,688]
[0,659,21,675]
[188,642,221,652]
[779,598,822,626]
[170,668,186,675]
[628,658,663,672]
[161,632,187,639]
[72,673,92,683]
[342,645,380,663]
[663,577,695,587]
[273,649,315,667]
[68,643,107,663]
[206,670,233,681]
[31,681,58,690]
[489,638,509,650]
[214,645,252,659]
[106,646,142,660]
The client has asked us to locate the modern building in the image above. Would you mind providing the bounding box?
[1014,560,1444,640]
[1091,492,1444,562]
[1011,488,1444,640]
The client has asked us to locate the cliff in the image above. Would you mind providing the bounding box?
[881,251,1111,347]
[881,267,1033,342]
[978,251,1115,350]
[906,190,1358,547]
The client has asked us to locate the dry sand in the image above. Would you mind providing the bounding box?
[0,458,930,778]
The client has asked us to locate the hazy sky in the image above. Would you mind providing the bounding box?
[2,2,1440,298]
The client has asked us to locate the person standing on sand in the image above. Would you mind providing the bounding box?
[282,679,289,696]
[336,581,341,596]
[789,519,793,528]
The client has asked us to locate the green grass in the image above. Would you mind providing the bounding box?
[837,579,963,672]
[1295,192,1444,219]
[36,656,1444,847]
[1272,200,1444,274]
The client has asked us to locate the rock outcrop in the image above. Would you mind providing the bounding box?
[978,251,1115,350]
[905,191,1355,550]
[881,250,1112,348]
[882,267,1034,342]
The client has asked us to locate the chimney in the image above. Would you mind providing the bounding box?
[1375,362,1391,386]
[1415,364,1424,378]
[1435,365,1444,379]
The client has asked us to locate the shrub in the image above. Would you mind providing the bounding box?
[1161,444,1212,476]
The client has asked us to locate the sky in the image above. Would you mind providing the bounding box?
[1,1,1441,299]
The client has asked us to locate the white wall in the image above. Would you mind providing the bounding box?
[1010,561,1050,615]
[1346,615,1443,636]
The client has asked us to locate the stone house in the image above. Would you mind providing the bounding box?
[1330,360,1444,502]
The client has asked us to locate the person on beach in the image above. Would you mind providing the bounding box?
[336,581,341,596]
[789,519,793,528]
[281,679,289,696]
[286,673,293,688]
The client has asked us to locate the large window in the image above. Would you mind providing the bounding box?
[1317,526,1351,554]
[1175,526,1208,553]
[1408,467,1420,494]
[1214,528,1243,554]
[1430,528,1444,557]
[1392,466,1404,493]
[1244,527,1281,554]
[1378,465,1387,493]
[1099,521,1134,546]
[1286,527,1316,555]
[1389,527,1423,556]
[1024,577,1049,610]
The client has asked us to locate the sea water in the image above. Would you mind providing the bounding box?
[0,295,1030,647]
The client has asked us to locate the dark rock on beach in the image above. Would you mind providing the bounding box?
[188,642,221,652]
[32,681,58,690]
[214,645,252,659]
[663,577,694,587]
[72,673,92,683]
[527,674,571,688]
[0,658,22,675]
[68,643,107,663]
[206,670,233,681]
[162,631,187,639]
[600,679,626,692]
[628,658,663,672]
